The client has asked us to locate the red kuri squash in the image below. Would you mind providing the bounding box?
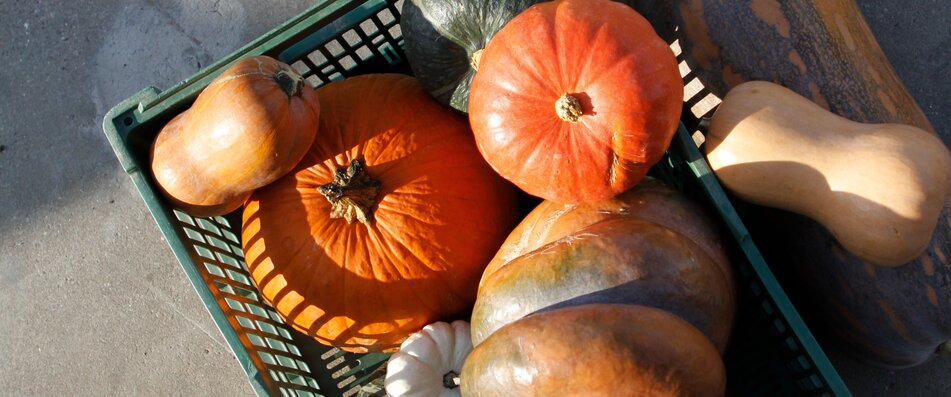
[151,55,320,216]
[468,0,683,203]
[241,74,517,353]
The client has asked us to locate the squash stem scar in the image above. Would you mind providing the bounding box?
[555,93,582,122]
[274,68,304,98]
[443,370,461,389]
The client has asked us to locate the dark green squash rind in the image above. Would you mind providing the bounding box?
[743,203,951,369]
[401,0,543,112]
[400,1,472,110]
[644,0,934,131]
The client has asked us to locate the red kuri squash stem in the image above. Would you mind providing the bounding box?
[554,93,582,123]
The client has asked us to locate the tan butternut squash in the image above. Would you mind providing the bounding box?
[705,81,951,267]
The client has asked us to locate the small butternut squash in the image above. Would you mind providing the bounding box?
[705,81,951,267]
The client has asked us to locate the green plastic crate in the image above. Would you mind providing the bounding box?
[101,0,852,396]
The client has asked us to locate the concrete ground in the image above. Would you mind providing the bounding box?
[0,0,947,395]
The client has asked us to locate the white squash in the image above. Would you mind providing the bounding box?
[384,320,472,397]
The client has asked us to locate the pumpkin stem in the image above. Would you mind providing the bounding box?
[318,159,382,224]
[274,68,304,98]
[470,49,484,72]
[443,371,461,389]
[555,93,583,123]
[938,341,951,356]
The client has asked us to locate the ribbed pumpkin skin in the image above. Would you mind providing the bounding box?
[152,111,250,215]
[151,55,320,216]
[401,0,637,113]
[241,74,517,353]
[471,179,735,351]
[468,0,683,204]
[461,304,726,397]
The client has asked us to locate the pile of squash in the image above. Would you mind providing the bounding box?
[149,0,951,395]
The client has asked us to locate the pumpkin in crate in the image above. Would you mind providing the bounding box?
[400,0,636,113]
[471,178,736,352]
[151,55,320,216]
[461,304,726,397]
[468,0,683,203]
[400,0,543,113]
[241,74,518,353]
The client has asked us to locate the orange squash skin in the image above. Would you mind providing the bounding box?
[241,74,518,353]
[151,55,320,216]
[461,304,726,397]
[151,111,249,215]
[468,0,683,204]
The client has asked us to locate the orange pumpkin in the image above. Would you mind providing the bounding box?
[241,74,518,353]
[468,0,683,203]
[151,55,320,216]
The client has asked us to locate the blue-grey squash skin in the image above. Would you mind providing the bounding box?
[401,0,544,112]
